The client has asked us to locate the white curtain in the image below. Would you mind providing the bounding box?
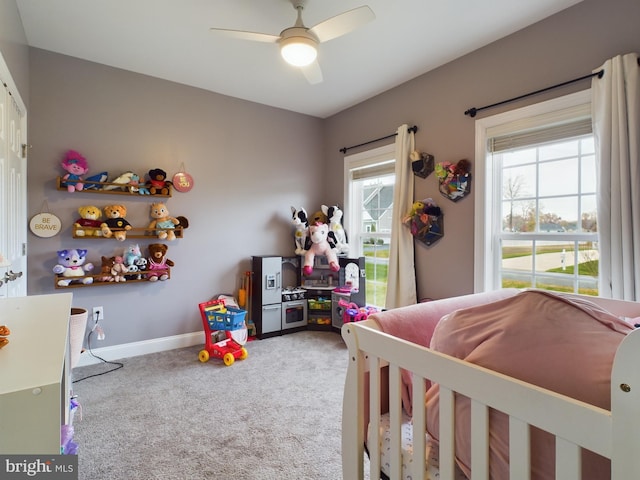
[385,124,417,308]
[592,52,640,300]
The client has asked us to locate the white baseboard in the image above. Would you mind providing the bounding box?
[75,331,204,367]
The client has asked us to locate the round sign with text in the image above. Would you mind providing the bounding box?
[30,212,62,238]
[173,171,194,193]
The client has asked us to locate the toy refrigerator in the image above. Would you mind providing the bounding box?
[251,256,282,339]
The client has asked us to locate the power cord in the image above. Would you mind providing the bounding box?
[72,311,123,383]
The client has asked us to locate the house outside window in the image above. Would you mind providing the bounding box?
[344,144,395,308]
[474,90,599,295]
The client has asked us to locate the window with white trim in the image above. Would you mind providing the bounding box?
[474,90,599,295]
[344,144,395,308]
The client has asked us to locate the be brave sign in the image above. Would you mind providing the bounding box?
[30,212,62,238]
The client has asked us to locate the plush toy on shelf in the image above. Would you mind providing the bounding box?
[110,256,128,282]
[290,206,309,255]
[129,173,150,195]
[60,150,90,192]
[100,204,132,241]
[147,168,171,195]
[322,204,349,255]
[102,171,136,191]
[303,222,340,276]
[148,202,188,240]
[53,248,95,287]
[97,256,116,282]
[123,243,141,268]
[74,205,103,237]
[147,243,174,281]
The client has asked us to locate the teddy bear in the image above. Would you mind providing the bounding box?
[100,204,132,241]
[60,150,89,192]
[97,256,116,282]
[303,222,340,276]
[322,204,349,254]
[147,168,171,195]
[74,205,103,237]
[147,202,188,241]
[0,325,10,349]
[291,206,309,255]
[147,243,174,281]
[53,248,95,286]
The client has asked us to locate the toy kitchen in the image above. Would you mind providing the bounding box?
[250,255,365,339]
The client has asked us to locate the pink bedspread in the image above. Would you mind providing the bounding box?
[426,290,634,480]
[369,289,520,415]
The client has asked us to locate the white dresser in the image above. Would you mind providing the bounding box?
[0,293,73,454]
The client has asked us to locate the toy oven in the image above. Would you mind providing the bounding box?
[281,299,307,330]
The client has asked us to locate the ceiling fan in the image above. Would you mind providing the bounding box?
[210,1,375,84]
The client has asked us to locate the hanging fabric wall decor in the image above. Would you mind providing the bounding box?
[402,197,444,246]
[435,159,471,201]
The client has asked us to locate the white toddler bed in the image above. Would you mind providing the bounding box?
[341,289,640,480]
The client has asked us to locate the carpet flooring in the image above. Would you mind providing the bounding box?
[72,330,356,480]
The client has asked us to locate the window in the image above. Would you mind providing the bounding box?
[475,90,599,295]
[344,144,395,308]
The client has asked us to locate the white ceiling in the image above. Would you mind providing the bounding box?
[16,0,583,118]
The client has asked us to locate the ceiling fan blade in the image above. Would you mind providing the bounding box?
[308,6,375,43]
[209,28,279,44]
[301,60,323,85]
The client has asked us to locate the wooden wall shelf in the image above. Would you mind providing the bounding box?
[72,225,184,240]
[56,176,172,197]
[54,269,171,289]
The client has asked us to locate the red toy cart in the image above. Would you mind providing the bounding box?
[198,299,248,366]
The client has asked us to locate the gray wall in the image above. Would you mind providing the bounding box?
[324,0,640,301]
[2,0,639,349]
[27,49,324,346]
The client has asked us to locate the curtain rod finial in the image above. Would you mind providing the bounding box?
[465,107,477,118]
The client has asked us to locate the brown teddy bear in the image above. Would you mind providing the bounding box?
[147,168,171,195]
[100,205,132,241]
[97,256,116,282]
[147,243,174,281]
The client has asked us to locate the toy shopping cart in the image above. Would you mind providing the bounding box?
[198,299,248,366]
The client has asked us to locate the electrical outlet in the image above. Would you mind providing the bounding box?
[93,306,104,322]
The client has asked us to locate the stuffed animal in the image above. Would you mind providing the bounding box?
[60,150,89,192]
[129,173,150,195]
[322,204,349,254]
[147,243,174,281]
[291,206,309,255]
[83,171,108,190]
[74,205,104,237]
[303,222,340,276]
[148,202,188,241]
[103,171,136,191]
[53,248,94,286]
[0,325,10,349]
[97,256,116,282]
[110,256,129,282]
[309,209,328,225]
[100,205,132,241]
[147,168,171,195]
[123,243,141,268]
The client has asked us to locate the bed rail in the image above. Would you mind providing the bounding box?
[342,319,640,480]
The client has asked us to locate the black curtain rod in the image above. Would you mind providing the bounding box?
[340,125,418,154]
[464,70,605,118]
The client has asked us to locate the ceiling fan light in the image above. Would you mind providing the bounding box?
[280,36,317,67]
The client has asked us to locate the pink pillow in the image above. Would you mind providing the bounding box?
[426,290,633,480]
